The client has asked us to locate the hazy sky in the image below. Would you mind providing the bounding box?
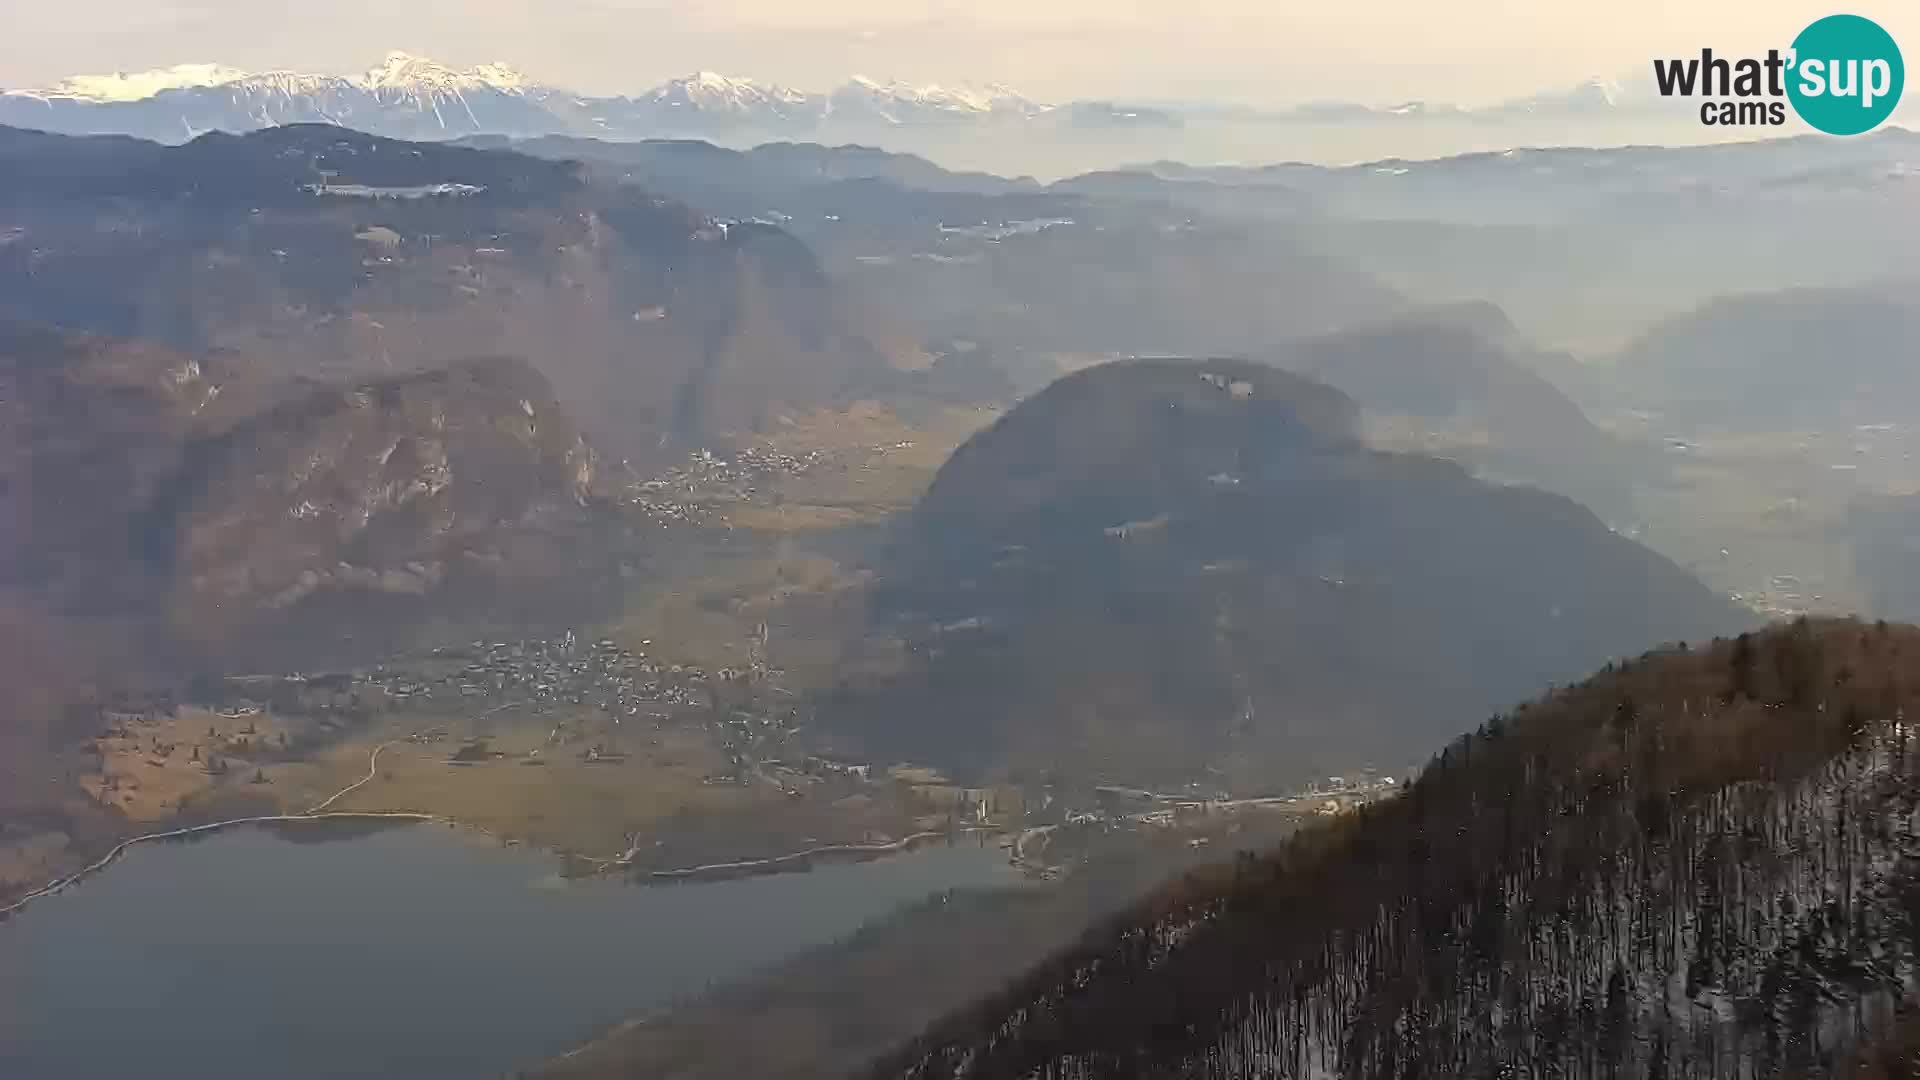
[4,0,1916,106]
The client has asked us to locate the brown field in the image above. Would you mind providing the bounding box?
[318,719,744,856]
[79,705,336,823]
[606,403,994,676]
[758,403,999,516]
[1631,441,1872,616]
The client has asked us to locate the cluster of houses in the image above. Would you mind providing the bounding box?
[805,756,873,782]
[624,444,829,525]
[733,757,1029,828]
[360,632,711,720]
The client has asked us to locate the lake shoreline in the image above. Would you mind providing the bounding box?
[633,826,1003,883]
[0,811,437,921]
[3,805,1011,919]
[0,822,1025,1080]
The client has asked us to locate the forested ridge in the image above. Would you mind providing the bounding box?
[825,358,1741,789]
[876,618,1920,1078]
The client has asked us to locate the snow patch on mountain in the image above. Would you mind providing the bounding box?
[209,71,351,101]
[643,71,815,115]
[11,62,251,102]
[3,52,534,106]
[830,76,1048,124]
[355,51,530,97]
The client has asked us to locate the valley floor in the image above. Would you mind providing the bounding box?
[0,404,996,909]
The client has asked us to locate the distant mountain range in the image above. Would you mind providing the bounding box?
[0,52,1098,142]
[0,51,1690,148]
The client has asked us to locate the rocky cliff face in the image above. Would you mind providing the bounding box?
[0,320,261,613]
[2,321,618,664]
[159,355,601,636]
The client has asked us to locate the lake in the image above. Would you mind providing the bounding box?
[0,821,1023,1078]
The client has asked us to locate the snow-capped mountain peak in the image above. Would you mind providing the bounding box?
[685,71,767,95]
[354,51,530,97]
[223,70,348,98]
[16,62,251,102]
[832,76,1047,123]
[1,53,1055,126]
[645,72,813,112]
[845,75,1032,112]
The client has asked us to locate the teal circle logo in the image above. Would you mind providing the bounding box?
[1787,14,1904,135]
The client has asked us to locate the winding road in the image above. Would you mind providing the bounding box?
[304,739,403,814]
[1,740,426,919]
[643,831,948,880]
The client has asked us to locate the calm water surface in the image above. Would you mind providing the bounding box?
[0,822,1021,1078]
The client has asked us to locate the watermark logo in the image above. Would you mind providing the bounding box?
[1653,13,1904,134]
[1789,15,1904,134]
